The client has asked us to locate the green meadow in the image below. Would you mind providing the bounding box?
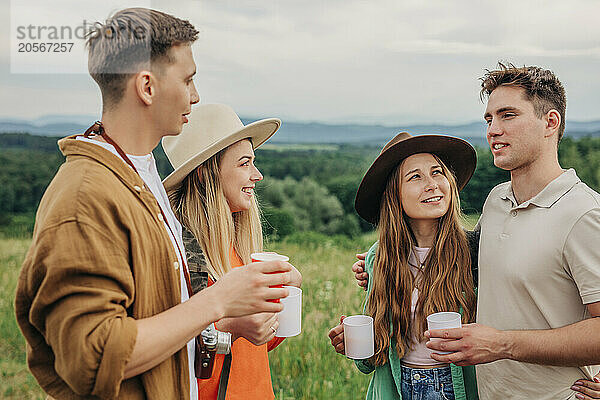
[1,239,45,400]
[1,235,378,400]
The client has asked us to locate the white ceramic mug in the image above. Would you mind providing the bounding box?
[343,315,375,359]
[426,311,462,354]
[276,285,302,337]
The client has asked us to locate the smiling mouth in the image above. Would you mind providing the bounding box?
[493,143,508,150]
[242,187,254,195]
[422,196,442,203]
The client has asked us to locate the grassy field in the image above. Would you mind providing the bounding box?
[1,239,45,399]
[0,216,477,399]
[267,239,376,399]
[0,236,376,399]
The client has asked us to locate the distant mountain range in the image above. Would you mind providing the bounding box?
[1,114,599,148]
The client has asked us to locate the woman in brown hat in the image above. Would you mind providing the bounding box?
[163,104,301,400]
[328,132,478,400]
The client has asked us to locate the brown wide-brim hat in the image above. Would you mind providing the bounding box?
[355,132,476,224]
[162,104,281,191]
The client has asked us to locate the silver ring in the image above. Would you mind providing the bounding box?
[270,326,276,334]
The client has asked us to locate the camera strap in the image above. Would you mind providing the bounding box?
[217,353,232,400]
[182,228,232,396]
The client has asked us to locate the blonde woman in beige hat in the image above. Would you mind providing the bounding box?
[327,132,478,400]
[163,103,301,400]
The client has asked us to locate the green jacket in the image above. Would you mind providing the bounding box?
[353,242,479,400]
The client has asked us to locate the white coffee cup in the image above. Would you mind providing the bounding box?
[426,311,462,354]
[275,285,301,337]
[343,315,375,359]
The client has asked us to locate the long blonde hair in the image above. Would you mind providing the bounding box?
[168,141,263,279]
[366,154,476,366]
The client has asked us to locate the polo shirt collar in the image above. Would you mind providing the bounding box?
[500,168,580,209]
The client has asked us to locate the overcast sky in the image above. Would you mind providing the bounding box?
[1,0,599,125]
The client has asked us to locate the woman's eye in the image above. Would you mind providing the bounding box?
[408,174,419,181]
[432,169,442,175]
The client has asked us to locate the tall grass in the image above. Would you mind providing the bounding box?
[267,238,375,400]
[0,239,45,399]
[1,236,375,399]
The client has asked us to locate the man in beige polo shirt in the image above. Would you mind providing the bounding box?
[425,64,600,399]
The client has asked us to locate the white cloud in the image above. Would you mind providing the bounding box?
[1,0,599,124]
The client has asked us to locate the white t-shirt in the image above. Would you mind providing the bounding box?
[77,137,197,400]
[401,246,447,366]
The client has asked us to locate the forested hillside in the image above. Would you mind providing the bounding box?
[2,133,599,238]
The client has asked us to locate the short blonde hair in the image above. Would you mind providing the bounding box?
[86,8,198,108]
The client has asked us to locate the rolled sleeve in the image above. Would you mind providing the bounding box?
[563,208,600,305]
[267,337,285,352]
[27,220,138,399]
[354,358,375,374]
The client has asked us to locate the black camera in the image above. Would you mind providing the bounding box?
[195,323,231,379]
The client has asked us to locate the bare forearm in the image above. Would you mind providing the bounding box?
[506,317,600,366]
[125,259,295,377]
[124,286,223,378]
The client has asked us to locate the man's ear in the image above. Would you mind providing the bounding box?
[134,70,155,106]
[544,109,561,138]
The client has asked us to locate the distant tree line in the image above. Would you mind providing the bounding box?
[1,132,599,238]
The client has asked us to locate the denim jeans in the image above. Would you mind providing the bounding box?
[400,365,455,400]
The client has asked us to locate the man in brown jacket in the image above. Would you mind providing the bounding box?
[15,8,293,400]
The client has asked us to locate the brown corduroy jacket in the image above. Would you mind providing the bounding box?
[15,136,190,399]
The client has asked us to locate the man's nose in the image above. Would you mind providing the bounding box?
[190,81,200,104]
[487,118,502,137]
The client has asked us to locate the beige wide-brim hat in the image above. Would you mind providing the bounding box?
[162,103,281,191]
[355,132,476,224]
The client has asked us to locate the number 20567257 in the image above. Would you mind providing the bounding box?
[17,42,74,52]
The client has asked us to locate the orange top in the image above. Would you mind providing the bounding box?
[197,247,285,400]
